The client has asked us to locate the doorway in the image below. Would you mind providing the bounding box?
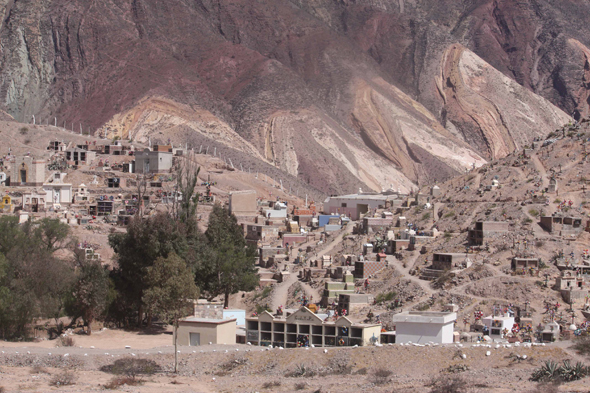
[189,332,200,346]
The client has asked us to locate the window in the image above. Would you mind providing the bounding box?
[341,203,347,208]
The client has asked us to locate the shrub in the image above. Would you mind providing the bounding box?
[571,335,590,357]
[375,291,396,304]
[100,358,159,381]
[50,370,77,387]
[287,363,316,378]
[422,213,430,220]
[444,211,455,218]
[444,231,452,239]
[372,368,393,385]
[444,364,469,373]
[355,367,368,375]
[530,360,588,382]
[262,381,281,389]
[30,365,49,374]
[24,139,31,145]
[104,376,140,389]
[56,336,75,347]
[19,127,28,135]
[529,209,539,217]
[294,382,307,390]
[428,375,468,393]
[522,218,533,225]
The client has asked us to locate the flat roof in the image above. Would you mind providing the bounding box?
[180,317,237,325]
[392,311,457,324]
[327,194,394,201]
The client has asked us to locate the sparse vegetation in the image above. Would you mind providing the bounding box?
[530,360,589,382]
[443,364,469,373]
[444,211,455,218]
[56,335,75,347]
[100,358,160,381]
[19,127,28,135]
[50,370,77,387]
[104,376,140,389]
[287,363,317,378]
[528,209,540,217]
[30,365,49,374]
[262,381,281,389]
[254,286,272,301]
[375,291,396,304]
[371,368,393,385]
[422,213,430,220]
[294,382,307,390]
[571,335,590,358]
[428,375,468,393]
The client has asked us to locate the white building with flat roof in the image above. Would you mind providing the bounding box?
[323,190,405,220]
[482,315,515,339]
[392,311,457,344]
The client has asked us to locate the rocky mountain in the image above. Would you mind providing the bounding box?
[0,0,588,195]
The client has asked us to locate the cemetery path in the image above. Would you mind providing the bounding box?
[269,221,353,311]
[392,251,435,298]
[461,201,485,230]
[531,153,549,189]
[474,173,481,189]
[269,271,298,312]
[313,220,354,260]
[433,202,442,223]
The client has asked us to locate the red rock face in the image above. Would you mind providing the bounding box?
[0,0,586,193]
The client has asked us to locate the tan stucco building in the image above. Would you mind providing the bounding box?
[246,307,381,347]
[175,318,237,346]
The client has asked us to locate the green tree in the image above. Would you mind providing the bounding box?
[35,218,71,251]
[67,261,110,335]
[172,158,201,224]
[198,204,258,308]
[108,213,202,326]
[0,216,74,339]
[143,253,199,372]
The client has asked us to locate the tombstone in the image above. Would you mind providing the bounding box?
[431,185,441,197]
[548,178,557,193]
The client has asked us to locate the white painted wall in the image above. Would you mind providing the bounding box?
[395,321,454,344]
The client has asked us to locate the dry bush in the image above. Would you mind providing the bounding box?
[287,363,317,378]
[214,357,249,376]
[294,382,307,390]
[104,376,140,389]
[56,336,75,347]
[526,382,561,393]
[30,365,49,374]
[354,367,368,375]
[100,358,159,381]
[429,375,468,393]
[371,368,393,385]
[262,381,281,389]
[49,370,77,387]
[571,335,590,358]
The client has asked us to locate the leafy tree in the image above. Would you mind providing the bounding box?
[35,218,71,251]
[67,261,110,335]
[143,253,199,372]
[171,158,201,224]
[108,212,202,326]
[198,204,259,307]
[0,216,74,339]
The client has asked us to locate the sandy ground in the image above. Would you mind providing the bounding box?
[1,328,588,392]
